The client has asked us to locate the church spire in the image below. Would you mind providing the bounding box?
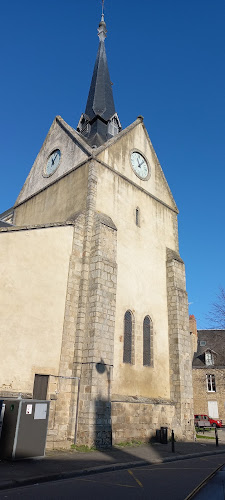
[77,6,121,147]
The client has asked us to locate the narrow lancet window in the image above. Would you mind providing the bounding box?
[123,311,133,363]
[136,208,140,226]
[143,316,151,366]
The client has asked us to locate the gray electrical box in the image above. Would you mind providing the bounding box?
[0,399,50,459]
[0,401,5,440]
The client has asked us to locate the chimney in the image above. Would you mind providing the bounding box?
[189,314,198,355]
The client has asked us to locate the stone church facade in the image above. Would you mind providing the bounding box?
[0,13,194,448]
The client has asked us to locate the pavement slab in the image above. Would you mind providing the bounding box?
[0,439,225,491]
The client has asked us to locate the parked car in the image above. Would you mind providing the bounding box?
[194,414,223,428]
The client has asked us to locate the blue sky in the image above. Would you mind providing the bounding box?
[1,0,224,328]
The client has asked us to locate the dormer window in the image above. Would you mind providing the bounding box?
[205,351,213,366]
[107,114,121,139]
[77,114,91,137]
[108,117,119,137]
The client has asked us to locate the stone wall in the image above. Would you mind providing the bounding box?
[46,160,118,449]
[166,249,195,440]
[46,214,85,449]
[111,397,175,443]
[75,211,117,448]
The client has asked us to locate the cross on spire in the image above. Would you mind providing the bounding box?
[98,3,107,42]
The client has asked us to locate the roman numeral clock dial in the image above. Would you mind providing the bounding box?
[130,151,150,180]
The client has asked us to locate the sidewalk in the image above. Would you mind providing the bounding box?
[1,439,225,491]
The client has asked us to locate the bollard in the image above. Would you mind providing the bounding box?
[171,430,175,453]
[215,427,219,447]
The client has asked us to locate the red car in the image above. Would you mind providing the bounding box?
[194,414,223,428]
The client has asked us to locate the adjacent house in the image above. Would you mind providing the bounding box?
[192,327,225,422]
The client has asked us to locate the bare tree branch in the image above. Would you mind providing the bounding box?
[207,287,225,329]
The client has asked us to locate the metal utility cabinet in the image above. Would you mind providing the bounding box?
[0,399,50,459]
[0,401,5,439]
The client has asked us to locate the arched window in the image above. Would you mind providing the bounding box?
[123,310,133,363]
[143,316,152,366]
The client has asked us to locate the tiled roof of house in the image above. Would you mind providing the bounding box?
[193,329,225,368]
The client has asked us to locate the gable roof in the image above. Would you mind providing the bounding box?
[95,117,179,213]
[14,116,93,207]
[193,329,225,368]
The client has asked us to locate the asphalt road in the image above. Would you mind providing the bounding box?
[190,463,225,500]
[1,454,225,500]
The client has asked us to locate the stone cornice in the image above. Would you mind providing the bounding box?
[14,154,178,215]
[96,158,179,214]
[14,157,94,209]
[0,221,75,233]
[192,366,225,370]
[111,394,175,405]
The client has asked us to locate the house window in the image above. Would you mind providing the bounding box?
[200,340,206,346]
[143,316,151,366]
[205,351,213,366]
[123,310,133,364]
[206,374,216,392]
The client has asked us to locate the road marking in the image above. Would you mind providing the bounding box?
[200,457,224,464]
[75,477,136,489]
[128,469,143,488]
[135,467,214,471]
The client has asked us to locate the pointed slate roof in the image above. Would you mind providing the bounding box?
[85,15,115,121]
[77,13,121,147]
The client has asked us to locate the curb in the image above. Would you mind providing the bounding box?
[1,449,225,491]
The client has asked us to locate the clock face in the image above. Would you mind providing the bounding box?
[130,151,149,180]
[45,149,61,176]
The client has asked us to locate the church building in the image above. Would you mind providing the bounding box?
[0,11,194,448]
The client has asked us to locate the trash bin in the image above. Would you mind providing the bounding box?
[0,398,50,459]
[156,429,161,442]
[160,426,168,444]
